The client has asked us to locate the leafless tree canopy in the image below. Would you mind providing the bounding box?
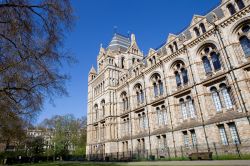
[0,0,74,118]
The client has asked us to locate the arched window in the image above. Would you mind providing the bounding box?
[194,27,200,37]
[175,72,182,87]
[220,84,233,109]
[227,3,236,15]
[187,96,196,118]
[200,23,206,33]
[180,99,188,120]
[151,73,164,97]
[121,92,129,111]
[200,45,222,74]
[211,87,222,112]
[181,68,188,84]
[173,61,188,88]
[202,56,212,74]
[211,52,221,70]
[236,0,245,10]
[134,84,144,105]
[239,36,250,57]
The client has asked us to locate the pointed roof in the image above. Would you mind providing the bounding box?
[89,66,97,75]
[107,33,131,52]
[190,15,205,27]
[127,33,143,56]
[167,33,177,43]
[148,48,156,57]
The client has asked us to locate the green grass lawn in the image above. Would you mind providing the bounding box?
[11,161,126,166]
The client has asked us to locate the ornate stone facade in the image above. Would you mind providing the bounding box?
[87,0,250,160]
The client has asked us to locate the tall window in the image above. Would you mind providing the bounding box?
[202,56,212,74]
[156,107,162,125]
[94,104,98,122]
[121,92,129,111]
[162,106,167,125]
[181,68,188,84]
[139,112,148,129]
[220,85,233,109]
[240,36,250,57]
[180,97,196,120]
[191,130,197,146]
[175,72,182,87]
[183,132,189,147]
[173,41,178,51]
[218,125,229,145]
[200,23,206,33]
[211,87,222,112]
[159,81,164,95]
[228,123,240,144]
[156,106,167,126]
[140,90,144,103]
[211,52,221,70]
[227,4,236,15]
[236,0,245,10]
[187,97,196,118]
[101,100,105,117]
[121,57,125,68]
[169,45,174,54]
[194,27,200,37]
[136,92,140,104]
[154,83,158,97]
[180,99,188,120]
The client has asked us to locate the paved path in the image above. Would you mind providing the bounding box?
[121,160,250,166]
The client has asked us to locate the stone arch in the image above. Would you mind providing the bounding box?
[229,17,250,43]
[196,41,220,56]
[168,58,187,71]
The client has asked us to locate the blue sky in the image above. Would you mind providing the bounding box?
[36,0,220,123]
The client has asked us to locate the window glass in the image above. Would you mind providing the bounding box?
[211,52,221,70]
[219,125,229,145]
[240,36,250,57]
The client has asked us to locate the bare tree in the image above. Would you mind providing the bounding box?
[0,0,74,119]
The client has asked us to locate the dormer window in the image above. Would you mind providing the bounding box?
[236,0,245,10]
[199,23,206,33]
[173,41,178,51]
[227,3,236,15]
[169,45,174,54]
[194,27,200,37]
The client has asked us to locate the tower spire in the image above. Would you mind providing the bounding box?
[113,26,118,34]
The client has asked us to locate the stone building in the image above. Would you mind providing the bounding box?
[87,0,250,160]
